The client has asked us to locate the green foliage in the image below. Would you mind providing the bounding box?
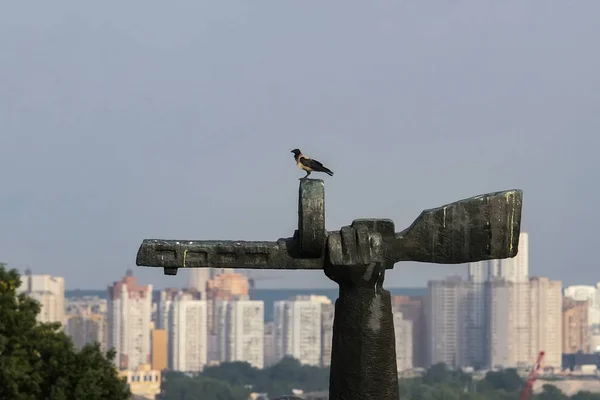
[159,357,328,400]
[571,391,600,400]
[161,357,600,400]
[160,371,242,400]
[0,264,130,400]
[480,368,524,392]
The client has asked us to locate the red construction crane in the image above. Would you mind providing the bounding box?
[519,351,545,400]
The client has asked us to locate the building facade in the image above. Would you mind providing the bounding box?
[562,297,590,354]
[393,311,414,372]
[18,271,65,325]
[216,300,264,368]
[107,270,153,370]
[274,295,330,366]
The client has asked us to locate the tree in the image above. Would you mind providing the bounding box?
[159,371,241,400]
[481,369,524,393]
[0,264,130,400]
[571,391,600,400]
[535,384,568,400]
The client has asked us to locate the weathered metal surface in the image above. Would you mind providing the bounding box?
[324,224,398,400]
[297,179,326,258]
[391,189,522,264]
[136,238,324,274]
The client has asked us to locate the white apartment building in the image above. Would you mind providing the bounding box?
[564,284,600,351]
[426,277,470,367]
[216,300,264,369]
[485,280,532,368]
[18,271,65,325]
[393,311,413,372]
[170,295,208,372]
[274,295,331,366]
[530,277,562,368]
[107,271,153,370]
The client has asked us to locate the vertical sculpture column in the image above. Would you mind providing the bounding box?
[325,220,399,400]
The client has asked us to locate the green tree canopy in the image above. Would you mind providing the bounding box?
[0,263,130,400]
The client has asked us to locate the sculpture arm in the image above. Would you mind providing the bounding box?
[135,238,324,271]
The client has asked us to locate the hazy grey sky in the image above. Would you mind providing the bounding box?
[1,1,599,290]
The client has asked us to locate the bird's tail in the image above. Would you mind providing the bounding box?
[323,168,334,176]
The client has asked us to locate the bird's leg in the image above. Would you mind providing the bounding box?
[300,170,311,180]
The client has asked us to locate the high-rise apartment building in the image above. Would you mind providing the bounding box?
[18,271,65,325]
[530,277,562,368]
[66,313,107,351]
[264,321,276,367]
[216,300,264,368]
[562,297,589,354]
[170,294,208,372]
[274,295,330,367]
[485,280,532,368]
[393,311,413,372]
[107,270,153,370]
[425,277,470,367]
[564,284,600,351]
[65,296,108,351]
[391,295,426,367]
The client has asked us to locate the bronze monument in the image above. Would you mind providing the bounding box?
[136,179,522,400]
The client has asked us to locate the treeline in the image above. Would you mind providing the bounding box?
[400,363,600,400]
[161,360,600,400]
[160,356,329,400]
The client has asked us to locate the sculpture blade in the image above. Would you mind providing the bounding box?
[393,189,522,264]
[135,238,324,270]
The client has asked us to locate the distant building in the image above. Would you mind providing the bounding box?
[206,272,250,334]
[205,273,250,362]
[119,363,161,400]
[264,321,276,367]
[216,300,264,368]
[563,297,590,353]
[274,295,331,366]
[530,276,563,369]
[107,270,153,370]
[486,279,532,368]
[427,233,562,370]
[66,313,107,351]
[187,267,235,299]
[170,293,208,372]
[151,329,167,371]
[564,284,600,351]
[65,296,108,351]
[18,271,65,325]
[393,311,413,372]
[392,295,425,367]
[426,276,469,367]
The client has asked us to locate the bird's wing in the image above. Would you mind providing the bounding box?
[299,157,325,169]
